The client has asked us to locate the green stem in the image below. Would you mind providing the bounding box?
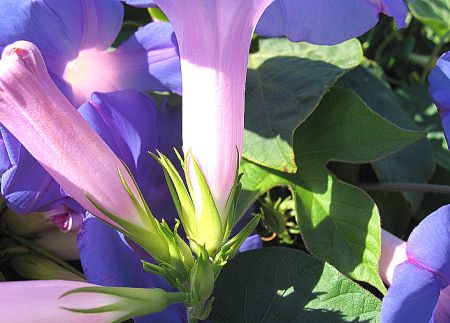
[358,182,450,194]
[0,226,85,279]
[187,307,198,323]
[421,30,450,83]
[374,28,399,63]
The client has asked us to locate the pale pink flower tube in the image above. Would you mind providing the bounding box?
[0,280,121,323]
[379,229,407,285]
[154,0,274,217]
[0,41,146,230]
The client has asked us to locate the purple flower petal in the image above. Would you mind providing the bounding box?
[435,287,450,323]
[78,214,144,287]
[123,0,157,8]
[407,205,450,285]
[0,0,123,74]
[78,91,181,224]
[78,91,158,180]
[429,51,450,148]
[0,127,65,213]
[381,262,441,322]
[256,0,407,44]
[78,215,186,322]
[239,234,263,252]
[114,22,181,95]
[379,0,409,28]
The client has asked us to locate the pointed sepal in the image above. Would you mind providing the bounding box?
[61,286,187,323]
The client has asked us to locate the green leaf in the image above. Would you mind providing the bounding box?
[0,272,5,281]
[294,87,425,167]
[238,87,424,292]
[248,38,363,69]
[244,39,363,173]
[338,67,435,209]
[408,0,450,36]
[397,83,450,171]
[210,247,381,322]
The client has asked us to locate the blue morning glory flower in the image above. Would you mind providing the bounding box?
[0,0,181,215]
[381,205,450,323]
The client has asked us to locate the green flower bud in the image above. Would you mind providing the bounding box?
[2,209,53,236]
[189,247,214,304]
[62,286,187,322]
[10,254,85,281]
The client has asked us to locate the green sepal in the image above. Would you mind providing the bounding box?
[188,152,223,255]
[148,7,169,22]
[173,221,195,270]
[149,151,198,239]
[85,193,170,264]
[215,215,261,267]
[142,261,178,288]
[222,173,243,243]
[222,150,242,243]
[61,286,187,323]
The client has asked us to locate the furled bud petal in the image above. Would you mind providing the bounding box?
[0,41,169,260]
[0,41,145,230]
[0,280,125,322]
[46,205,84,233]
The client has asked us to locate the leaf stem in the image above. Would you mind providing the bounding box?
[0,226,85,279]
[358,182,450,194]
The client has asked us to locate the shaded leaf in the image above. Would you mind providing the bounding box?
[408,0,450,36]
[210,247,381,322]
[338,67,434,209]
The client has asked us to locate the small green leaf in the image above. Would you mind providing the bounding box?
[210,248,381,322]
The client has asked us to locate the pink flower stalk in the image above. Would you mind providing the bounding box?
[0,41,147,231]
[153,0,275,218]
[0,280,122,322]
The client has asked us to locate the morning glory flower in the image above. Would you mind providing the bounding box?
[379,205,450,322]
[0,280,186,322]
[429,51,450,146]
[75,90,186,321]
[0,41,172,260]
[125,0,407,253]
[0,40,190,321]
[0,0,181,216]
[0,0,181,106]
